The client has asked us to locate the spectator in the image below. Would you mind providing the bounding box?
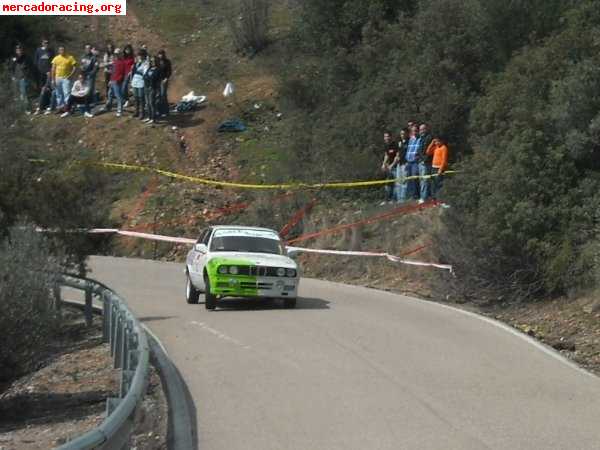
[404,125,422,201]
[9,45,32,112]
[60,73,93,118]
[80,44,99,104]
[101,42,115,98]
[38,72,55,115]
[131,49,149,120]
[156,49,172,117]
[121,44,135,108]
[395,128,409,203]
[417,123,434,203]
[380,131,399,205]
[426,137,449,199]
[398,128,409,151]
[33,38,54,102]
[51,46,77,112]
[102,47,126,117]
[143,56,161,124]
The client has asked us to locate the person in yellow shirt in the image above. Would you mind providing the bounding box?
[51,46,77,112]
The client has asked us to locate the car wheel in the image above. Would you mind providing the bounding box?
[283,298,297,309]
[186,273,200,304]
[205,275,217,310]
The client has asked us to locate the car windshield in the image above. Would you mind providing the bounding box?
[210,236,284,255]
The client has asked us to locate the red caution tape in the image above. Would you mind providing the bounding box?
[280,198,318,238]
[286,201,440,245]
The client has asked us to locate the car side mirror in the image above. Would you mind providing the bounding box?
[287,248,301,258]
[195,243,207,253]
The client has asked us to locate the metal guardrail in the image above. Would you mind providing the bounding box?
[55,275,150,450]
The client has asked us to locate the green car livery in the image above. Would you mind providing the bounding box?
[186,226,299,309]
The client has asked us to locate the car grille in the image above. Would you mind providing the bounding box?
[237,266,281,277]
[240,282,274,290]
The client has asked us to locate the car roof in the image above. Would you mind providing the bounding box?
[210,225,279,234]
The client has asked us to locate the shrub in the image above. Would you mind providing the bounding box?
[226,0,271,54]
[0,226,62,382]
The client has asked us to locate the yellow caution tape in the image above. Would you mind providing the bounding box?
[29,159,457,190]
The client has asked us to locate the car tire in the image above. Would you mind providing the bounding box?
[186,273,200,304]
[205,275,217,310]
[283,298,297,309]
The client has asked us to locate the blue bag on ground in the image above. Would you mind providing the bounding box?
[218,118,246,132]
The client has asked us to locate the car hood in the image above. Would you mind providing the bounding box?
[208,252,297,269]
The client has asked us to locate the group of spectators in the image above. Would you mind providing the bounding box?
[380,122,449,204]
[9,38,173,124]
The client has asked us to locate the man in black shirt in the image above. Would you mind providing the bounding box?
[34,38,54,89]
[33,38,55,114]
[381,131,400,204]
[10,45,32,112]
[156,49,172,117]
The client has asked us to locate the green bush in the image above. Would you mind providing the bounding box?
[226,0,271,54]
[439,1,600,300]
[0,226,62,382]
[278,0,592,301]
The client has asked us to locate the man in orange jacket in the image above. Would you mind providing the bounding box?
[426,137,449,199]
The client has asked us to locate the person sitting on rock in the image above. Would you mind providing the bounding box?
[60,73,94,118]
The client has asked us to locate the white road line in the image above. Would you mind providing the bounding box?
[190,321,252,350]
[421,299,598,379]
[142,323,170,356]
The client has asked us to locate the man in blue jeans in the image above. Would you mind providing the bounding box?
[9,45,32,112]
[416,123,434,203]
[404,125,422,201]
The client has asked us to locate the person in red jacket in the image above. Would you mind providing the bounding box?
[426,137,449,199]
[102,47,126,116]
[121,44,135,108]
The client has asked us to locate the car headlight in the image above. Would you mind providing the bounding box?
[229,266,239,275]
[276,267,286,277]
[286,268,297,278]
[218,266,228,275]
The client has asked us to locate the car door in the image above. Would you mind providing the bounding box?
[188,229,209,287]
[194,228,213,290]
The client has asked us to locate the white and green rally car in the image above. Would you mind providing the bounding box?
[185,226,300,310]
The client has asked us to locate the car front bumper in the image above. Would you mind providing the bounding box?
[211,275,298,299]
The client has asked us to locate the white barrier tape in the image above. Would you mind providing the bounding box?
[287,246,453,272]
[84,229,452,272]
[87,228,196,244]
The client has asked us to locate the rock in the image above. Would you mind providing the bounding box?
[549,337,576,352]
[583,300,600,314]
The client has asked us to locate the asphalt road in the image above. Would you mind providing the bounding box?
[89,256,600,450]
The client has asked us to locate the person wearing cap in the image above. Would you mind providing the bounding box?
[102,47,126,117]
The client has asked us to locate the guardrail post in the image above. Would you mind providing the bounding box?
[102,291,110,343]
[114,314,124,369]
[121,321,130,371]
[53,284,62,311]
[84,285,93,327]
[120,370,135,398]
[110,304,119,357]
[105,397,122,416]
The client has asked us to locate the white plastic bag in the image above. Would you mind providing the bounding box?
[182,91,207,104]
[223,82,235,98]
